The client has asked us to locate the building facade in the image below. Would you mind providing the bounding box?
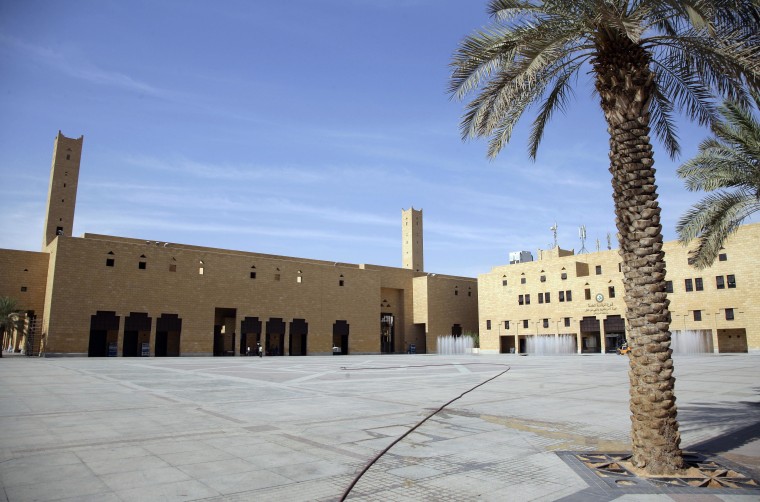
[478,223,760,354]
[0,132,478,356]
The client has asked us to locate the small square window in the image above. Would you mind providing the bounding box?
[718,253,727,261]
[106,258,115,267]
[540,275,546,282]
[486,320,491,330]
[520,277,526,284]
[608,286,615,298]
[250,271,256,279]
[564,317,570,327]
[716,276,725,289]
[695,278,703,291]
[274,274,281,281]
[665,280,673,293]
[504,320,509,330]
[20,286,27,292]
[585,288,591,300]
[502,280,508,286]
[138,261,146,270]
[693,310,702,322]
[339,280,344,287]
[725,308,734,321]
[685,279,693,292]
[169,264,177,272]
[542,318,549,329]
[595,265,602,275]
[727,275,736,288]
[561,272,567,280]
[523,319,529,329]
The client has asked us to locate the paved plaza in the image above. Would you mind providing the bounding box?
[0,353,758,501]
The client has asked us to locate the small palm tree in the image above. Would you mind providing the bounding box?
[0,296,23,357]
[450,1,759,475]
[677,93,760,269]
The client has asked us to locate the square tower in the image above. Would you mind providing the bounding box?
[42,131,83,249]
[402,207,423,272]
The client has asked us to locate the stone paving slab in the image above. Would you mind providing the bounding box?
[0,353,758,501]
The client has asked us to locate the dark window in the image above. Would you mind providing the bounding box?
[525,294,530,305]
[559,291,565,302]
[564,317,570,327]
[520,277,526,284]
[595,265,602,275]
[138,261,146,270]
[695,278,703,291]
[66,154,70,160]
[468,291,471,297]
[561,272,567,280]
[339,280,344,287]
[518,295,524,305]
[727,275,736,288]
[274,274,280,281]
[665,280,673,293]
[538,293,544,304]
[523,319,529,329]
[502,280,508,286]
[716,276,725,289]
[618,263,622,272]
[20,286,27,292]
[454,289,458,296]
[540,275,546,282]
[543,318,549,329]
[685,279,693,292]
[608,286,615,298]
[693,310,702,322]
[725,308,734,321]
[250,272,256,279]
[545,292,550,303]
[169,264,177,272]
[504,320,510,329]
[486,320,491,330]
[56,226,63,235]
[584,288,591,300]
[718,253,727,261]
[106,258,115,267]
[566,290,572,302]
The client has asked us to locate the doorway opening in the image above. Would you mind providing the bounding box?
[333,320,349,355]
[266,318,285,356]
[289,319,308,356]
[240,317,262,356]
[381,313,394,353]
[213,308,236,356]
[89,311,120,357]
[156,314,181,357]
[124,312,151,357]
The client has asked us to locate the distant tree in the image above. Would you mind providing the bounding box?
[677,93,760,269]
[0,296,23,357]
[450,0,759,475]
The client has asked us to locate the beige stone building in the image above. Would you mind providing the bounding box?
[478,222,760,354]
[0,132,478,356]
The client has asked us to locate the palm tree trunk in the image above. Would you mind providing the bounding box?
[594,34,684,475]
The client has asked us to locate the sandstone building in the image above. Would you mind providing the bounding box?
[0,132,478,356]
[478,222,760,354]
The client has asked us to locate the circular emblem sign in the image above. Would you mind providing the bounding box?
[596,293,604,303]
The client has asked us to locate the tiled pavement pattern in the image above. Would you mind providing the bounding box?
[0,354,758,501]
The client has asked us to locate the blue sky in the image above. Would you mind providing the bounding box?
[0,0,730,277]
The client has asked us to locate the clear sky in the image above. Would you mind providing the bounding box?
[0,0,735,277]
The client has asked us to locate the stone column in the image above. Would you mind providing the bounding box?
[117,313,125,357]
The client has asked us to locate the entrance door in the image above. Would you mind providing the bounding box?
[381,313,394,354]
[333,320,349,355]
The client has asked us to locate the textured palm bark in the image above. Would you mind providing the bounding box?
[593,33,684,475]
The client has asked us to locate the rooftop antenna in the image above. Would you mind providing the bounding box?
[607,233,612,250]
[550,222,558,248]
[578,225,588,254]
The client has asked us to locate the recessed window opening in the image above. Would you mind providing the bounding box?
[727,275,736,288]
[106,258,115,267]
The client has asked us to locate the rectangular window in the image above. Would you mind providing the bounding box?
[725,308,734,321]
[608,286,615,298]
[523,319,529,329]
[559,291,565,302]
[274,274,280,281]
[540,275,546,282]
[138,261,146,270]
[525,294,530,305]
[595,265,602,275]
[561,272,567,280]
[727,275,736,288]
[339,280,345,287]
[250,272,256,279]
[693,310,702,322]
[504,320,509,330]
[538,293,544,304]
[518,294,524,305]
[199,267,204,275]
[542,318,549,328]
[169,264,177,272]
[718,253,727,261]
[564,317,570,327]
[685,279,693,292]
[502,279,508,286]
[521,277,526,284]
[545,292,550,303]
[106,258,115,267]
[297,276,302,283]
[695,278,703,291]
[20,286,27,292]
[566,290,572,302]
[665,281,673,293]
[486,320,491,330]
[716,276,725,289]
[585,288,591,300]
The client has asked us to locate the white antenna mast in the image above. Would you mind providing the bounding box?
[550,222,558,248]
[578,225,588,254]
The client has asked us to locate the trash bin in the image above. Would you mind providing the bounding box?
[410,344,416,354]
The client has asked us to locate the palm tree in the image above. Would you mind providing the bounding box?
[677,93,760,269]
[450,1,759,475]
[0,296,23,358]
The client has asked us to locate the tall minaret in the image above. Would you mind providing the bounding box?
[402,207,423,272]
[42,131,83,249]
